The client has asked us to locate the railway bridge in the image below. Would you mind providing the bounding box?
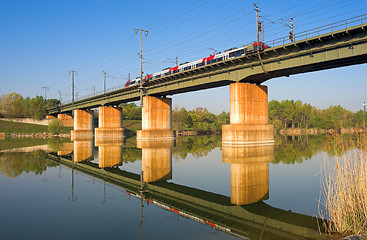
[47,16,367,145]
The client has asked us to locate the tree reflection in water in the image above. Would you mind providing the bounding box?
[1,133,364,179]
[0,151,58,178]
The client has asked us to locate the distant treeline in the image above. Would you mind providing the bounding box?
[121,103,230,132]
[0,92,59,120]
[269,100,367,130]
[2,92,366,131]
[123,101,366,131]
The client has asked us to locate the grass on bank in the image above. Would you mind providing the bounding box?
[320,132,367,237]
[123,120,141,135]
[0,120,72,134]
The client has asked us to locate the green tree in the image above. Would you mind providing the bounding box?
[354,110,367,127]
[29,96,46,119]
[48,119,64,134]
[22,97,31,117]
[0,92,23,118]
[45,99,60,109]
[121,103,142,120]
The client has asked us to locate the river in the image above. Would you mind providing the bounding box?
[0,134,349,239]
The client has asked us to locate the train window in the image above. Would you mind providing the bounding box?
[184,66,191,71]
[156,74,161,78]
[229,50,244,58]
[216,57,223,61]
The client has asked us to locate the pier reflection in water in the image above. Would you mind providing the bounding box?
[71,135,94,162]
[95,137,123,168]
[57,142,73,156]
[137,140,174,182]
[222,144,273,205]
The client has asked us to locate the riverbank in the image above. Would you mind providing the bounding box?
[1,118,364,137]
[0,119,73,135]
[277,127,364,135]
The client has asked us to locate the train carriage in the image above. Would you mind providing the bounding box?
[124,42,270,87]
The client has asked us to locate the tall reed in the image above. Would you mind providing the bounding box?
[320,130,367,237]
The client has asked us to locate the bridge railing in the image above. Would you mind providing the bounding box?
[266,14,367,48]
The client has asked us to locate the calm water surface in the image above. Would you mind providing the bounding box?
[0,135,340,239]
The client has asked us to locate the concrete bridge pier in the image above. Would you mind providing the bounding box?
[71,109,94,137]
[137,96,175,141]
[46,115,57,123]
[137,140,174,183]
[57,113,74,127]
[222,144,273,205]
[222,83,274,146]
[95,106,124,139]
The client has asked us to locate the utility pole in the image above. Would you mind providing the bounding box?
[103,71,107,94]
[134,28,149,106]
[122,73,131,81]
[290,18,294,42]
[93,86,96,96]
[253,4,267,73]
[58,91,62,104]
[281,18,294,42]
[170,57,178,66]
[68,71,77,116]
[42,86,49,100]
[165,57,178,67]
[254,4,260,49]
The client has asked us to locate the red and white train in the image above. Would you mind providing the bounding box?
[124,42,270,88]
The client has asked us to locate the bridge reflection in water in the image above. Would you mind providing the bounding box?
[46,138,324,240]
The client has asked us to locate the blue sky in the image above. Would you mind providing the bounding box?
[0,0,366,114]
